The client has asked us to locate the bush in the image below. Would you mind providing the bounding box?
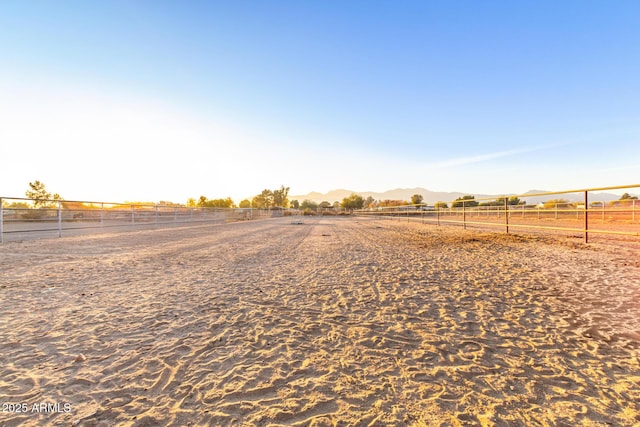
[22,209,47,220]
[543,199,569,209]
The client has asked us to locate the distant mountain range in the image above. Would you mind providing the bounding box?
[290,187,634,205]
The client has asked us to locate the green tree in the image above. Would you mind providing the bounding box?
[379,200,406,207]
[543,198,569,209]
[25,180,62,208]
[452,195,478,208]
[186,198,197,207]
[508,196,523,205]
[208,198,235,208]
[341,193,364,210]
[239,199,251,208]
[319,201,332,209]
[482,196,524,206]
[290,200,300,209]
[411,194,424,205]
[300,199,318,210]
[252,189,274,209]
[196,196,235,208]
[620,193,638,200]
[435,201,448,209]
[272,185,290,208]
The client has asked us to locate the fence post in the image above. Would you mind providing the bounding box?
[0,198,3,244]
[633,199,636,221]
[505,198,509,234]
[584,191,589,243]
[131,204,135,227]
[155,205,159,224]
[58,200,62,238]
[437,206,440,226]
[463,201,466,230]
[101,203,104,228]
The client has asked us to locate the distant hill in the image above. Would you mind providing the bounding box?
[290,187,633,205]
[290,188,494,205]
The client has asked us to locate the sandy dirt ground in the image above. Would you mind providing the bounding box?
[1,217,639,426]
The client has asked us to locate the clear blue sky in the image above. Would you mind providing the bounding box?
[1,1,639,203]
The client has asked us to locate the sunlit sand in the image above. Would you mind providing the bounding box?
[1,217,639,426]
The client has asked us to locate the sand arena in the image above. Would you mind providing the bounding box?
[1,217,639,426]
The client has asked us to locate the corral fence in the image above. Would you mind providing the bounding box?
[355,184,640,244]
[0,197,285,243]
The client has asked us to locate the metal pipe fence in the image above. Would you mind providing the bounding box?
[0,197,282,243]
[355,184,640,244]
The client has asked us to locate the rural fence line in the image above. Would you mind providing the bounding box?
[0,197,281,243]
[354,184,640,244]
[2,184,639,244]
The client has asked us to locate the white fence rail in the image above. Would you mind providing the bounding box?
[0,197,279,243]
[355,184,640,244]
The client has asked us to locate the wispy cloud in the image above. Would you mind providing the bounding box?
[596,164,640,172]
[427,141,576,169]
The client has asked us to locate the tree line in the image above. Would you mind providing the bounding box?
[191,188,370,212]
[4,182,638,211]
[184,186,292,210]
